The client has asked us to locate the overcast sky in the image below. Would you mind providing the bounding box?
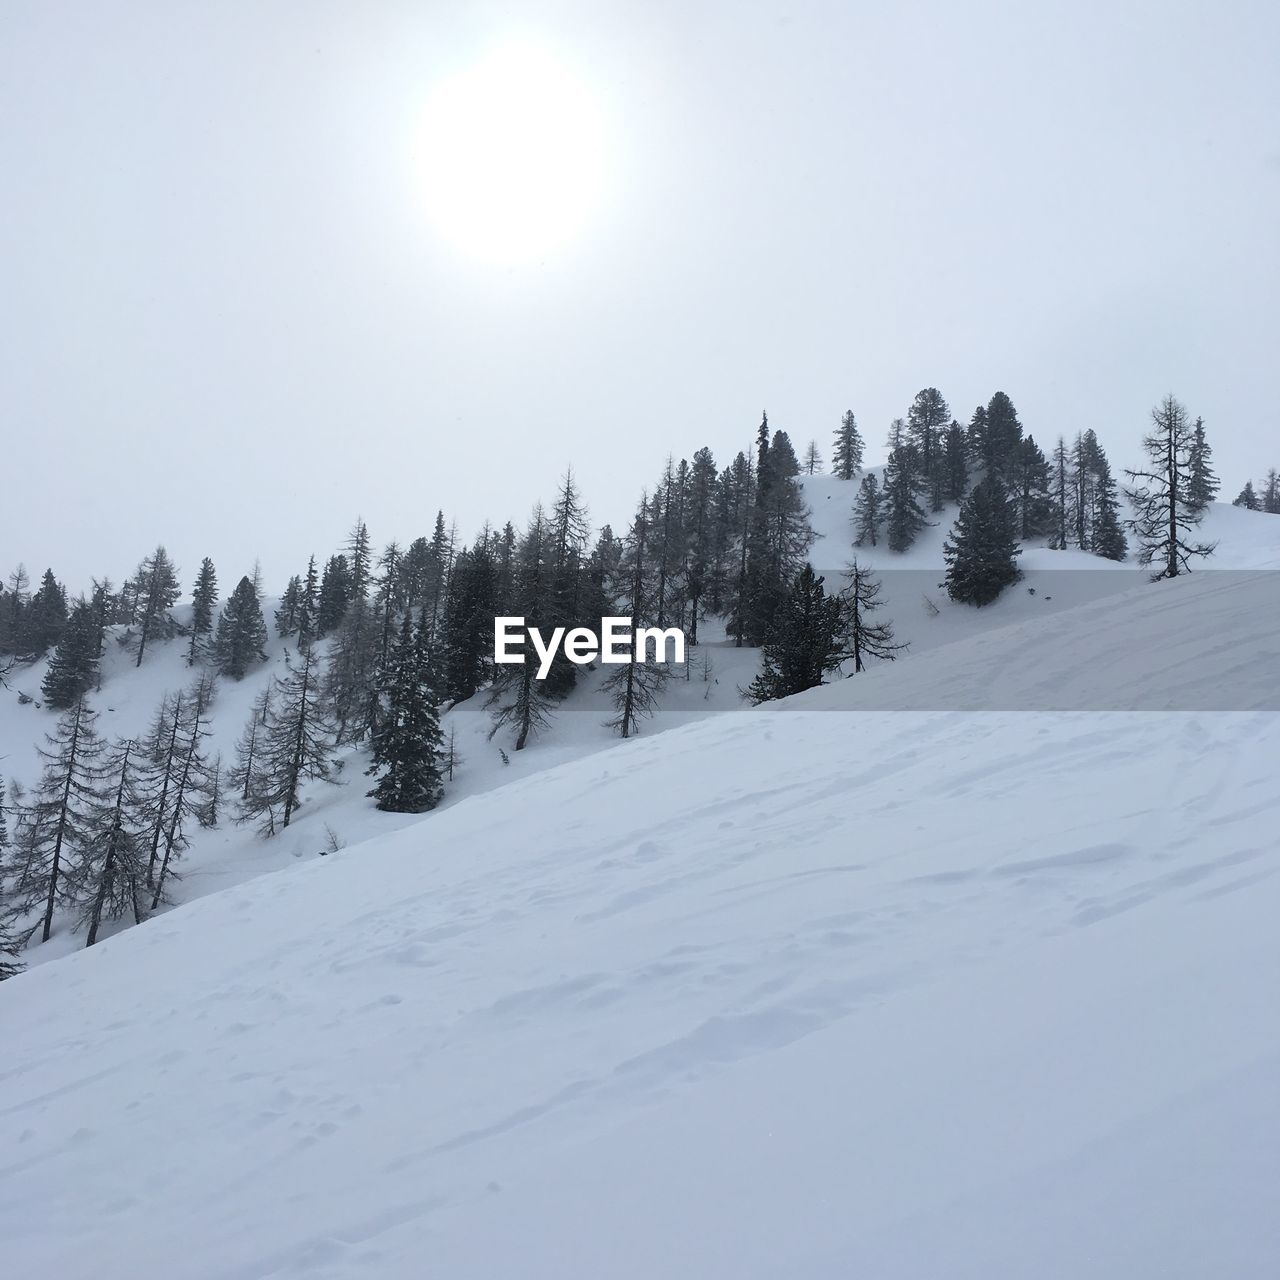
[3,0,1277,592]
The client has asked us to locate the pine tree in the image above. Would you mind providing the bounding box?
[316,554,351,638]
[683,447,718,645]
[544,469,593,695]
[41,600,101,709]
[1185,416,1220,514]
[0,565,31,654]
[841,560,905,672]
[803,440,823,475]
[187,558,219,665]
[130,546,181,667]
[0,776,23,979]
[1089,447,1129,561]
[1123,395,1216,579]
[79,738,146,945]
[853,473,882,546]
[26,569,67,655]
[1015,435,1055,539]
[603,503,671,737]
[1233,481,1259,510]
[883,447,929,552]
[248,645,334,834]
[747,564,845,702]
[275,574,304,640]
[907,387,951,511]
[487,510,557,750]
[1049,436,1070,549]
[230,687,273,808]
[944,478,1022,606]
[943,422,968,503]
[12,698,106,942]
[1262,469,1280,514]
[831,410,865,481]
[296,556,319,649]
[214,575,269,680]
[367,612,445,811]
[440,541,498,705]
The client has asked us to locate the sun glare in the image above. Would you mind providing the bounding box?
[417,44,607,264]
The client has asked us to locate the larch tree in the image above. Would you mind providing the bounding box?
[841,560,906,672]
[1123,395,1216,579]
[803,440,823,475]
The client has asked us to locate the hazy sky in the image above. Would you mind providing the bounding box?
[3,0,1277,591]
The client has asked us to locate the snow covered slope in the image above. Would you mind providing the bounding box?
[1,560,1277,1277]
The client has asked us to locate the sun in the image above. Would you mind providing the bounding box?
[416,44,607,264]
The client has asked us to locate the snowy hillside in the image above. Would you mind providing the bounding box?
[1,549,1278,1277]
[3,494,1278,969]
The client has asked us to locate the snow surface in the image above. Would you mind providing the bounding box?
[1,504,1278,1277]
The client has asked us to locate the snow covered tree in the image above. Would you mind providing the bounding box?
[12,698,106,942]
[883,447,929,552]
[803,440,823,475]
[214,575,269,680]
[275,574,304,640]
[367,612,445,811]
[1015,435,1055,539]
[1089,447,1129,562]
[440,541,498,705]
[944,478,1022,606]
[145,694,212,911]
[130,546,181,667]
[1049,436,1071,549]
[187,557,218,665]
[831,410,865,481]
[683,447,718,645]
[1185,416,1219,514]
[747,564,845,703]
[41,600,101,709]
[0,777,23,979]
[1123,395,1216,579]
[853,473,882,547]
[841,560,905,672]
[230,686,273,809]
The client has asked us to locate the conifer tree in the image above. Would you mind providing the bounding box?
[746,564,844,702]
[131,546,181,667]
[803,440,823,475]
[0,777,22,979]
[831,410,865,481]
[883,447,929,552]
[853,473,882,546]
[487,510,557,750]
[1123,395,1216,579]
[722,450,756,645]
[187,558,219,665]
[41,600,101,709]
[12,698,106,942]
[1049,436,1071,549]
[1015,435,1055,539]
[943,422,968,503]
[841,560,905,672]
[545,470,592,694]
[146,695,212,910]
[1089,447,1129,561]
[1262,469,1280,514]
[944,478,1022,606]
[1185,416,1220,514]
[275,575,304,639]
[296,556,319,648]
[230,686,274,809]
[907,387,951,511]
[214,575,269,680]
[603,503,671,737]
[316,554,351,638]
[249,644,334,833]
[1232,481,1259,510]
[367,612,445,811]
[440,541,498,704]
[0,565,31,654]
[79,738,146,945]
[26,569,67,655]
[684,447,718,645]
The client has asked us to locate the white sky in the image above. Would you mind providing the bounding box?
[3,0,1278,591]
